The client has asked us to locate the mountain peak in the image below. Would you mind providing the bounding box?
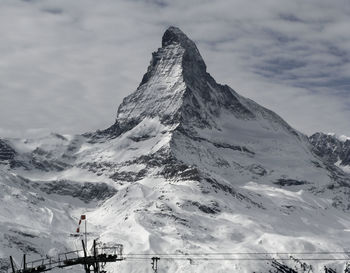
[162,26,192,47]
[161,26,206,73]
[100,26,267,137]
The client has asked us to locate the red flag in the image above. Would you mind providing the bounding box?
[76,227,80,233]
[81,215,86,220]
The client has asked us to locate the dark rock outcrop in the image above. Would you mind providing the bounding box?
[310,132,350,167]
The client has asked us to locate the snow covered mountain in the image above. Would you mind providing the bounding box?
[1,27,350,273]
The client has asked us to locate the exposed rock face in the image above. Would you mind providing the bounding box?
[0,139,16,161]
[31,180,117,203]
[310,132,350,167]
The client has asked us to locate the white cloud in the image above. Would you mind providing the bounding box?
[0,0,349,138]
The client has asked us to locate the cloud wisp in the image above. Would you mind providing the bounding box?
[0,0,349,137]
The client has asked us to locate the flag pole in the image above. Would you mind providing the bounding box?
[77,215,87,251]
[85,218,87,251]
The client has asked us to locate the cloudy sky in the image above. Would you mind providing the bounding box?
[0,0,349,138]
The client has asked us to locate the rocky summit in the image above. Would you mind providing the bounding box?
[1,27,350,273]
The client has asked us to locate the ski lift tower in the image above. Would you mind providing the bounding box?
[9,240,124,273]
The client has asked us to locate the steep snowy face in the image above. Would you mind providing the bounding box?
[114,27,192,133]
[310,132,350,171]
[111,27,257,133]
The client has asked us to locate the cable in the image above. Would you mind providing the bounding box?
[125,251,350,255]
[122,251,350,263]
[125,257,349,261]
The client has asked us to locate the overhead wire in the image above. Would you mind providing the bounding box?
[122,251,350,262]
[125,251,350,255]
[124,257,350,261]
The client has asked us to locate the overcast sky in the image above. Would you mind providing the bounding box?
[0,0,349,138]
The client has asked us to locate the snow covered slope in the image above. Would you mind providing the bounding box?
[1,27,350,273]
